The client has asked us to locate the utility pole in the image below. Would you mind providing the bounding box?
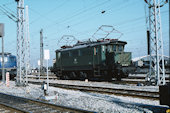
[15,0,26,86]
[40,29,44,76]
[145,0,168,85]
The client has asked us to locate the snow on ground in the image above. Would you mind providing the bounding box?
[0,81,168,113]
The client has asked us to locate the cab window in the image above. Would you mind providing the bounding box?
[102,46,105,52]
[118,45,123,51]
[69,51,72,57]
[113,45,116,51]
[107,45,113,52]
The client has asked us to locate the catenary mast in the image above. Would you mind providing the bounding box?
[145,0,167,85]
[25,5,30,85]
[15,0,26,86]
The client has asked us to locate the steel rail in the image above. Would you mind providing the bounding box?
[28,81,159,100]
[26,74,170,85]
[0,92,95,113]
[0,102,28,113]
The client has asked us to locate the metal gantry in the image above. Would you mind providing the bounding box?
[145,0,167,85]
[16,0,26,86]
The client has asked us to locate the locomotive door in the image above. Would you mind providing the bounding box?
[93,46,100,76]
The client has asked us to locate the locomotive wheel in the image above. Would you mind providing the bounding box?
[62,74,70,80]
[70,72,76,79]
[79,71,88,80]
[116,72,122,81]
[116,75,121,81]
[65,75,70,80]
[114,70,122,81]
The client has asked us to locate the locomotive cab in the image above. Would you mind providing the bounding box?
[104,41,132,80]
[105,41,131,66]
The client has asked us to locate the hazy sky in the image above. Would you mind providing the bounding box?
[0,0,169,67]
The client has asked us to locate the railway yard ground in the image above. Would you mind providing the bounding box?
[0,74,170,113]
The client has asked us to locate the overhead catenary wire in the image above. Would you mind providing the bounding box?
[0,6,17,22]
[54,0,111,24]
[28,0,68,25]
[28,0,125,33]
[29,0,107,32]
[1,1,15,6]
[32,0,111,34]
[2,4,17,15]
[29,0,142,40]
[54,0,138,28]
[44,0,141,37]
[42,0,68,17]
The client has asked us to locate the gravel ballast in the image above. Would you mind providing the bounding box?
[0,81,169,113]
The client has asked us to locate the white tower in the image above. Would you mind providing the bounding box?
[25,5,30,85]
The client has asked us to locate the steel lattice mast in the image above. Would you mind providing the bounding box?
[25,5,30,85]
[145,0,167,85]
[16,0,26,86]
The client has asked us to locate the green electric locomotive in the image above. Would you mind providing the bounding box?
[53,38,132,81]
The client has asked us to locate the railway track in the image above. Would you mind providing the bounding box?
[28,80,159,100]
[27,74,169,86]
[127,75,170,80]
[0,103,25,113]
[27,76,146,85]
[27,77,168,86]
[0,92,95,113]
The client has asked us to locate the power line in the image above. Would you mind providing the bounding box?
[41,0,111,31]
[30,1,140,40]
[55,1,140,36]
[29,7,53,24]
[28,1,136,38]
[28,0,68,25]
[2,4,17,15]
[29,0,97,26]
[0,5,17,22]
[2,1,15,6]
[43,0,68,16]
[44,1,141,37]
